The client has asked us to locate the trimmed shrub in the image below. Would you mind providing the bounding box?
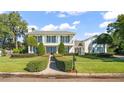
[96,53,113,58]
[37,43,45,56]
[58,42,65,55]
[25,61,44,72]
[55,57,72,72]
[13,48,20,53]
[11,53,37,58]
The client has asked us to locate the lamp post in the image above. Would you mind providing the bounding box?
[71,47,76,71]
[72,53,76,70]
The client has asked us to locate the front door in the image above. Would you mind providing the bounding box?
[46,46,57,53]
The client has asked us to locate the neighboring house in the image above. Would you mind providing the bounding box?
[82,35,107,54]
[27,29,107,55]
[74,40,85,55]
[27,29,75,54]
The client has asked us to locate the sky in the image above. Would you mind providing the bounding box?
[9,11,122,40]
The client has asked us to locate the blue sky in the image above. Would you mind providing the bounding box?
[18,11,117,40]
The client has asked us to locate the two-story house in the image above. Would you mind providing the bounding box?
[27,29,75,54]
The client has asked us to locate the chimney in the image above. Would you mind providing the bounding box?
[28,27,35,32]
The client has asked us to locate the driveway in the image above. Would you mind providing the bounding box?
[113,55,124,60]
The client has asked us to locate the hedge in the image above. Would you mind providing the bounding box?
[11,54,37,58]
[54,57,72,72]
[25,61,46,72]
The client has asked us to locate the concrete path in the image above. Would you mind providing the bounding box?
[40,55,69,75]
[113,55,124,60]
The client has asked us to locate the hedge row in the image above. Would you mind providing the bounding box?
[54,57,72,72]
[85,53,113,58]
[11,53,37,58]
[25,61,47,72]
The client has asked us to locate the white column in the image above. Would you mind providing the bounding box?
[42,35,45,43]
[58,35,60,44]
[105,44,107,53]
[28,46,31,53]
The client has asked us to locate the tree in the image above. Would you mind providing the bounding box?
[58,42,65,55]
[0,12,28,49]
[26,36,37,47]
[37,43,45,56]
[95,33,113,53]
[8,11,28,48]
[0,14,13,49]
[107,14,124,54]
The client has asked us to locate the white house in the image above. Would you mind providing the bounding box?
[27,29,75,54]
[81,35,107,54]
[27,29,107,55]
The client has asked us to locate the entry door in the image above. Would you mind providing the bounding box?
[46,46,56,53]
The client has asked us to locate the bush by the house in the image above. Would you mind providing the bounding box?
[58,42,65,55]
[37,43,45,56]
[13,48,20,53]
[96,53,113,58]
[25,61,45,72]
[11,53,37,58]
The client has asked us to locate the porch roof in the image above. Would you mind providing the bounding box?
[26,31,75,35]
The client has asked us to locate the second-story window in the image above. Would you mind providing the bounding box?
[47,36,56,43]
[60,36,70,43]
[37,36,42,42]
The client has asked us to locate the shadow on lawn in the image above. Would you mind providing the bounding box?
[77,55,124,62]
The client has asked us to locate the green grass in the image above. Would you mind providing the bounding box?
[56,55,124,73]
[0,56,48,72]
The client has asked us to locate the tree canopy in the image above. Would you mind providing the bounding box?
[107,14,124,54]
[95,33,113,45]
[0,12,28,49]
[26,36,37,47]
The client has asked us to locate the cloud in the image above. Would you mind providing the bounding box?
[41,24,58,31]
[28,25,38,30]
[61,11,86,16]
[57,13,66,18]
[41,20,80,31]
[99,21,113,28]
[46,11,86,18]
[59,23,76,30]
[73,21,80,25]
[84,32,100,37]
[102,11,124,20]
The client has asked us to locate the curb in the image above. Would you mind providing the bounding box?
[0,72,124,78]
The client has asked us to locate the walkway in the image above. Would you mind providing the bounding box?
[113,55,124,60]
[41,55,69,75]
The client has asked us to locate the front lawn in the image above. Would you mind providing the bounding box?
[0,56,48,72]
[56,55,124,73]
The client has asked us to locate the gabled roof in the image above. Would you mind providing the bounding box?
[26,31,75,35]
[83,35,98,42]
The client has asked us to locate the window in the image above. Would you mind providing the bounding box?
[47,36,56,43]
[37,36,42,42]
[60,36,70,43]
